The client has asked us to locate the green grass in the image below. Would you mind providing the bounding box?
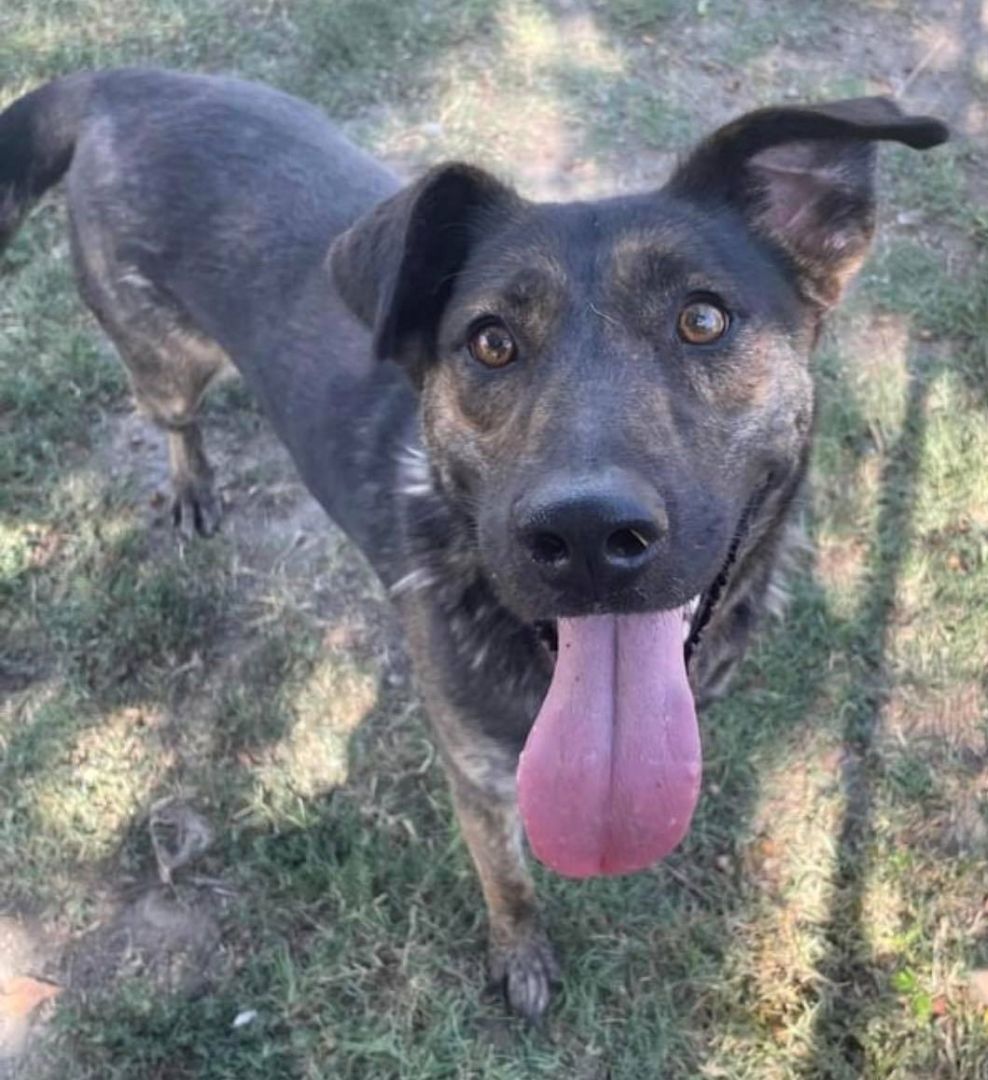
[2,1,987,1077]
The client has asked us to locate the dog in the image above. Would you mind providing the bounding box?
[0,69,947,1019]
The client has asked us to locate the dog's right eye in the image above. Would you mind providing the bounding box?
[677,300,729,345]
[467,320,517,369]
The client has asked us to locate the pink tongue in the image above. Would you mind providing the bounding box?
[517,612,701,878]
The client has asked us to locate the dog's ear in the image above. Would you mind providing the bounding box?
[668,97,949,307]
[330,163,520,374]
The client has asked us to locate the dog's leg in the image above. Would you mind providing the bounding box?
[402,605,559,1018]
[114,336,227,539]
[446,765,560,1020]
[119,336,227,540]
[69,226,228,538]
[165,418,221,538]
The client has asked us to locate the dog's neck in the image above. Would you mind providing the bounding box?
[392,443,553,729]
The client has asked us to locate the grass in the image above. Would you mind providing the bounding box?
[2,0,987,1077]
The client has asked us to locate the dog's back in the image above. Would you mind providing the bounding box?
[1,69,413,551]
[8,71,393,344]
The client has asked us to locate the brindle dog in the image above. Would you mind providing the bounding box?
[0,70,947,1019]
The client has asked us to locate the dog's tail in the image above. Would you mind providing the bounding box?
[0,73,94,254]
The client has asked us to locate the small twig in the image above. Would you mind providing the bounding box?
[896,38,946,99]
[662,861,717,906]
[188,875,238,897]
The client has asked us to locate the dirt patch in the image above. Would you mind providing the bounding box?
[97,400,336,574]
[64,887,225,998]
[2,808,227,1074]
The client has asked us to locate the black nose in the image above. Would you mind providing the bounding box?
[514,471,668,595]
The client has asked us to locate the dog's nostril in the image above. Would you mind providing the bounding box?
[605,526,652,562]
[530,531,569,566]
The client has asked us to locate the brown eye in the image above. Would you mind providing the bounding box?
[677,300,729,345]
[468,320,517,368]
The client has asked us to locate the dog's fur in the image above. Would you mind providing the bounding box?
[0,70,947,1018]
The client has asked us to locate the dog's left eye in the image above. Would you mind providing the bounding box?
[467,320,518,368]
[677,300,729,345]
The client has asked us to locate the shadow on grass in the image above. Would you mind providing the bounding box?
[803,348,932,1077]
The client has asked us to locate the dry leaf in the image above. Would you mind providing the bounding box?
[0,976,61,1019]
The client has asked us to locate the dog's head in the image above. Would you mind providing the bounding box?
[332,98,947,878]
[332,97,946,623]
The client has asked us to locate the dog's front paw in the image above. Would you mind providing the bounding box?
[171,481,221,539]
[489,931,561,1022]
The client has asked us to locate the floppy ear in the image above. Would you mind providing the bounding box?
[668,97,949,307]
[330,163,520,374]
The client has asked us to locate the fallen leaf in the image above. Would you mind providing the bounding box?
[0,976,61,1019]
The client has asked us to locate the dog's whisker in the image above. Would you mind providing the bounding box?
[395,444,434,498]
[389,567,437,596]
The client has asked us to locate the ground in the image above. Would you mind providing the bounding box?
[1,0,987,1077]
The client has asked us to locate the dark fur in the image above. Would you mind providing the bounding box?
[0,70,947,1019]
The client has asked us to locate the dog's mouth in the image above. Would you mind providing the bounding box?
[532,595,701,659]
[518,496,757,879]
